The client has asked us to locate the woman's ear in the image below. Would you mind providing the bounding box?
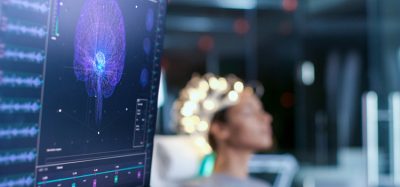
[210,122,230,144]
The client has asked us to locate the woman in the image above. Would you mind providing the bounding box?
[184,89,274,187]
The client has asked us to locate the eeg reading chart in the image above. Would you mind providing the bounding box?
[0,0,166,186]
[0,0,48,186]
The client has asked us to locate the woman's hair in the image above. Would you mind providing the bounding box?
[208,107,231,151]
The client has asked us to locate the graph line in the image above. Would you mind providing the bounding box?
[37,165,144,185]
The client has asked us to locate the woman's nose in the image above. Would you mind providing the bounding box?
[261,111,273,124]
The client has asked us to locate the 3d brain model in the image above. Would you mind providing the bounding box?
[73,0,126,124]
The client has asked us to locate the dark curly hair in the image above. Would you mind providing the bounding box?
[208,107,232,151]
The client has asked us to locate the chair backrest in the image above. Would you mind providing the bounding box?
[249,154,299,187]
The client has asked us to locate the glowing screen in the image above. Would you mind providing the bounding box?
[0,0,166,186]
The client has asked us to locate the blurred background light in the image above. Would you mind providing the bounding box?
[282,0,298,12]
[301,61,315,86]
[233,18,250,35]
[216,0,256,10]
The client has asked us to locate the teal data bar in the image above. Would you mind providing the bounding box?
[37,165,144,185]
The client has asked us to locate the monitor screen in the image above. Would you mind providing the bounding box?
[0,0,166,186]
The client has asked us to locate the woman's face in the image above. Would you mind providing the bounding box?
[225,91,273,151]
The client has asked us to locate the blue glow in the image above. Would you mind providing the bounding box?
[0,150,36,165]
[0,73,42,88]
[146,9,154,32]
[0,125,38,139]
[140,68,149,87]
[4,0,49,14]
[0,175,34,187]
[3,48,45,63]
[0,100,41,113]
[73,0,126,124]
[143,38,151,55]
[94,52,106,74]
[5,21,47,38]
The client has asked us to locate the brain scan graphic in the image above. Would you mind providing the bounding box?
[73,0,126,124]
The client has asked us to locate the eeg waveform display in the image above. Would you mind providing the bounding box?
[3,0,49,14]
[0,72,42,88]
[0,99,41,113]
[73,0,126,124]
[0,45,45,64]
[0,0,48,183]
[0,124,38,139]
[0,175,34,187]
[1,20,47,39]
[0,149,36,165]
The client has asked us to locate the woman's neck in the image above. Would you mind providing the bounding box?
[213,146,252,180]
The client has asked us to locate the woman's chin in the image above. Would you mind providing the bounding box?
[252,138,273,151]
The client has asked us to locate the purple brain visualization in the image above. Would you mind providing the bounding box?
[73,0,126,124]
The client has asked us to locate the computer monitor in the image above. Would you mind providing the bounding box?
[0,0,166,186]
